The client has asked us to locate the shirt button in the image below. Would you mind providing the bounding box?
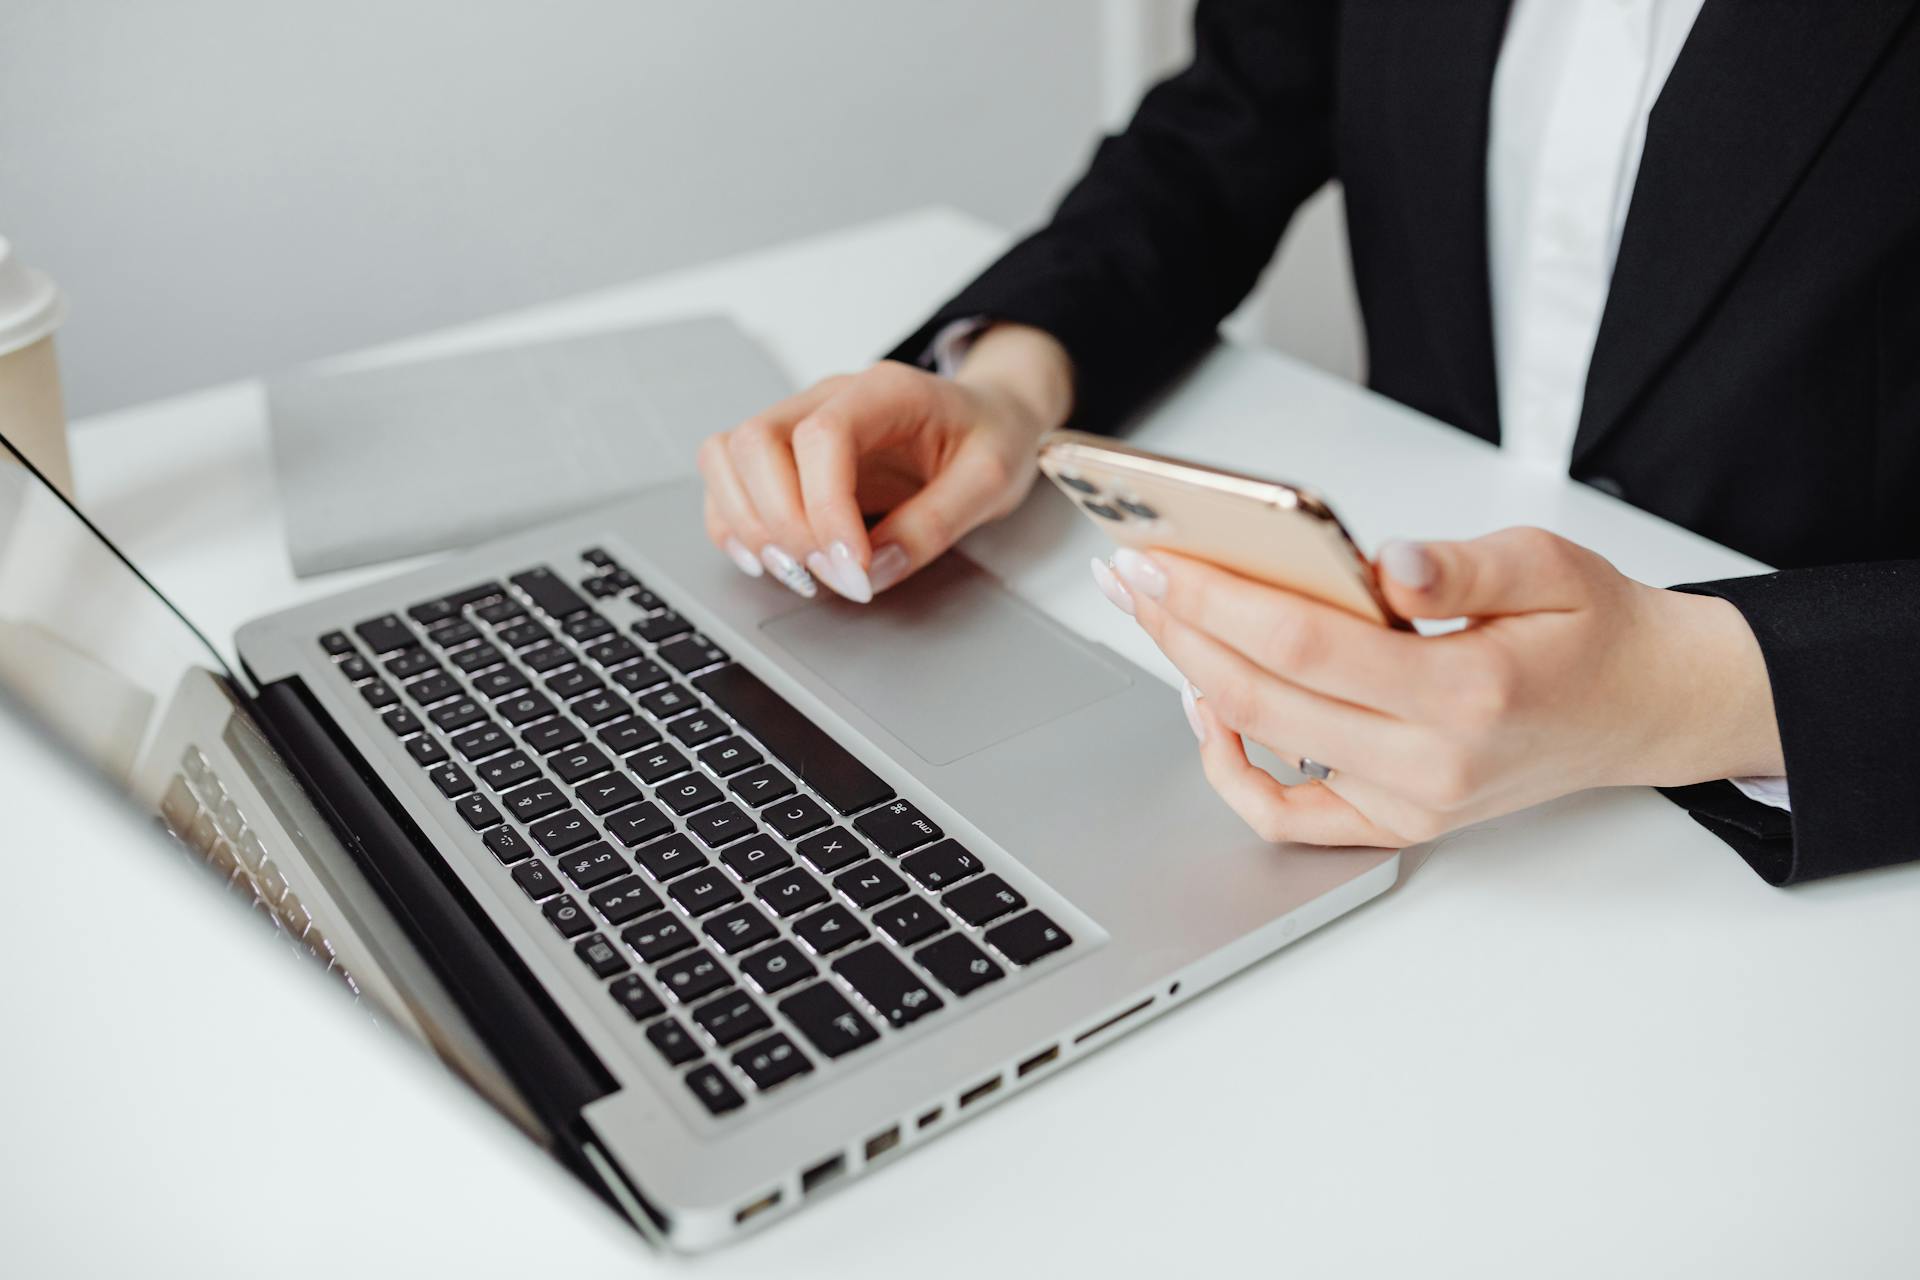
[1587,475,1626,499]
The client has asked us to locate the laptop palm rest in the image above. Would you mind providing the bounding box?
[759,554,1132,766]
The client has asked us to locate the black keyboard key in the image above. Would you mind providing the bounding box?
[354,614,414,654]
[428,698,486,732]
[657,633,728,673]
[834,859,908,910]
[359,679,398,709]
[765,795,829,841]
[611,659,668,693]
[628,586,664,612]
[510,566,590,619]
[732,1033,812,1091]
[659,772,724,816]
[338,653,374,682]
[558,842,629,890]
[792,903,868,955]
[796,826,865,874]
[406,671,462,705]
[636,682,696,720]
[854,799,941,855]
[470,666,527,699]
[986,910,1072,965]
[497,692,556,725]
[943,874,1026,928]
[562,612,614,642]
[685,800,754,846]
[384,647,437,679]
[576,771,644,816]
[634,610,693,643]
[550,744,612,784]
[448,643,505,674]
[585,636,643,669]
[756,867,829,918]
[512,859,563,900]
[380,706,423,737]
[453,793,503,830]
[666,712,729,748]
[583,573,622,599]
[727,764,794,807]
[582,547,614,567]
[832,943,945,1028]
[915,933,1004,996]
[596,717,658,755]
[545,666,603,699]
[589,876,660,926]
[522,717,584,754]
[605,802,674,850]
[873,895,946,948]
[694,664,892,814]
[623,912,695,963]
[426,619,479,649]
[692,989,772,1047]
[476,750,540,792]
[646,1017,700,1065]
[575,931,629,978]
[633,832,704,879]
[320,629,354,656]
[739,940,815,995]
[626,743,690,784]
[669,867,742,916]
[529,808,597,854]
[427,762,473,798]
[900,839,984,892]
[542,895,593,938]
[450,722,513,760]
[406,585,490,627]
[779,982,879,1059]
[702,902,777,955]
[520,642,571,673]
[657,947,729,1003]
[497,620,549,649]
[608,974,665,1022]
[483,826,533,865]
[685,1064,745,1115]
[569,692,627,727]
[698,736,762,777]
[720,835,791,882]
[406,735,449,766]
[502,780,567,823]
[474,597,525,625]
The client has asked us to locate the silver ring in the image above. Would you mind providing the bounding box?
[1298,757,1335,781]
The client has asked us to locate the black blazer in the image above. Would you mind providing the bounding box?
[891,0,1920,885]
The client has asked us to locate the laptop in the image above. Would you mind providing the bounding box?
[0,427,1399,1251]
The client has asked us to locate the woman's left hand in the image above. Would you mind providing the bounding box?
[1094,528,1785,848]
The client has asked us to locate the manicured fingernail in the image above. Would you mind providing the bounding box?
[828,540,873,603]
[1380,540,1435,589]
[1089,556,1134,615]
[760,544,817,598]
[724,537,764,578]
[1111,547,1167,600]
[1181,680,1207,745]
[868,544,910,593]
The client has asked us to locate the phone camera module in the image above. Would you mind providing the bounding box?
[1115,497,1159,521]
[1057,472,1101,495]
[1082,499,1126,521]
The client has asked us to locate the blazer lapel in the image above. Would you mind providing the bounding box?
[1572,0,1920,464]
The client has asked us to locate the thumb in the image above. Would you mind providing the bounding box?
[864,443,1022,593]
[1376,527,1589,619]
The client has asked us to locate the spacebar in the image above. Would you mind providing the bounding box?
[693,664,892,815]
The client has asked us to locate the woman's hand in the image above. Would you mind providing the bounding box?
[698,323,1073,601]
[1093,528,1785,847]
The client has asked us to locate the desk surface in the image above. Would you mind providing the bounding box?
[40,208,1920,1276]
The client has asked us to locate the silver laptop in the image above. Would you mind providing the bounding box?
[0,429,1399,1251]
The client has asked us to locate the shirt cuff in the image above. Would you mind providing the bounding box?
[924,317,992,378]
[1729,776,1791,811]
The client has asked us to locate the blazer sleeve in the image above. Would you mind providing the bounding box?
[1659,561,1920,884]
[885,0,1340,433]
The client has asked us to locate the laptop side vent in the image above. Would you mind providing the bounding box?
[1073,996,1155,1045]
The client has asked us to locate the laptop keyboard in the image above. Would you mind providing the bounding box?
[317,548,1075,1117]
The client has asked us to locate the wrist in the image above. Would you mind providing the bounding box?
[1636,587,1786,785]
[953,322,1074,439]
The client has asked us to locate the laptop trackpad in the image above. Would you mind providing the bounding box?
[760,554,1131,766]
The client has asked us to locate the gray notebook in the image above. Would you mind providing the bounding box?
[267,315,793,577]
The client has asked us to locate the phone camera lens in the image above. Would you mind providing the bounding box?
[1058,472,1101,495]
[1082,500,1126,521]
[1115,497,1159,520]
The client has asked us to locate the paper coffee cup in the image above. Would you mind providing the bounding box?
[0,238,73,498]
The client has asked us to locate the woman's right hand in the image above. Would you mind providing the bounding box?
[697,322,1074,602]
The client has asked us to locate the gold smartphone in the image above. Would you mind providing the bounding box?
[1037,430,1408,628]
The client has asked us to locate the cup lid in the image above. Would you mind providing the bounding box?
[0,237,67,359]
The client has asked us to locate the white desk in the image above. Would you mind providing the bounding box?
[46,208,1920,1275]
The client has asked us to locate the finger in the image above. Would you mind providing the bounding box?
[1376,527,1598,620]
[697,436,772,552]
[1188,695,1403,847]
[724,418,823,596]
[789,371,930,602]
[704,492,762,579]
[1115,548,1441,717]
[865,440,1018,591]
